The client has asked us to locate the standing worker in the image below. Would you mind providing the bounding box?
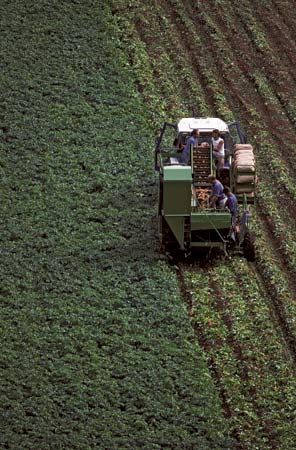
[223,186,238,226]
[180,129,199,164]
[212,129,225,177]
[208,175,226,208]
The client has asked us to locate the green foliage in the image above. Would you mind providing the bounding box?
[3,0,296,448]
[0,1,230,448]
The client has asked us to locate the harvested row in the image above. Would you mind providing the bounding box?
[193,0,296,132]
[183,262,296,450]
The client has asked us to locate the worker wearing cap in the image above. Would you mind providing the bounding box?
[179,129,199,164]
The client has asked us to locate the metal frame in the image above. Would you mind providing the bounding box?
[227,121,247,145]
[155,122,177,171]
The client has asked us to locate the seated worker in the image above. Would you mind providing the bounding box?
[179,129,199,164]
[208,175,226,208]
[223,186,238,226]
[211,129,225,177]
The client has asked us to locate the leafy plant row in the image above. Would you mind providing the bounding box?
[186,263,296,450]
[193,0,296,129]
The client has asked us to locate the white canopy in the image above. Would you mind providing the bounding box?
[177,117,229,133]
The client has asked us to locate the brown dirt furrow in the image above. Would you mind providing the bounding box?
[248,0,296,73]
[229,0,296,84]
[226,0,296,136]
[133,19,208,115]
[254,205,296,362]
[136,0,296,291]
[183,0,296,167]
[133,3,216,114]
[178,2,296,169]
[128,3,296,447]
[208,275,281,450]
[142,0,296,177]
[155,0,245,118]
[245,258,296,370]
[130,0,296,340]
[136,0,296,200]
[256,197,296,292]
[208,277,252,383]
[177,262,282,449]
[185,5,296,219]
[270,0,296,36]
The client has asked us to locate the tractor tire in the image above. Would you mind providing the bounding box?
[243,232,256,261]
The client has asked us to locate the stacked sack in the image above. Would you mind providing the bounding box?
[233,144,256,196]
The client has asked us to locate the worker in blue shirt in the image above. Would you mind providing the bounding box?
[208,175,225,208]
[223,186,238,226]
[179,129,199,164]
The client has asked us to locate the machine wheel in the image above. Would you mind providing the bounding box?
[243,232,256,261]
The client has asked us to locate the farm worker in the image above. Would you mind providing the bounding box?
[212,129,225,176]
[179,129,199,164]
[208,175,226,208]
[223,186,238,226]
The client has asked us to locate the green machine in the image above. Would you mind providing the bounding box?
[155,117,256,259]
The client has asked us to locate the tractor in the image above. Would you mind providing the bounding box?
[155,117,256,260]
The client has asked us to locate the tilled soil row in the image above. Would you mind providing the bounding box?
[190,0,296,131]
[177,262,284,450]
[176,264,243,448]
[124,3,296,446]
[256,201,296,297]
[169,0,296,197]
[208,274,282,450]
[246,257,296,370]
[253,210,296,364]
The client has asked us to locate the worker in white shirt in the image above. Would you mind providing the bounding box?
[212,129,225,177]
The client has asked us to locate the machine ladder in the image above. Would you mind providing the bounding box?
[192,145,212,188]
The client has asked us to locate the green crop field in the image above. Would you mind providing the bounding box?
[1,0,296,449]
